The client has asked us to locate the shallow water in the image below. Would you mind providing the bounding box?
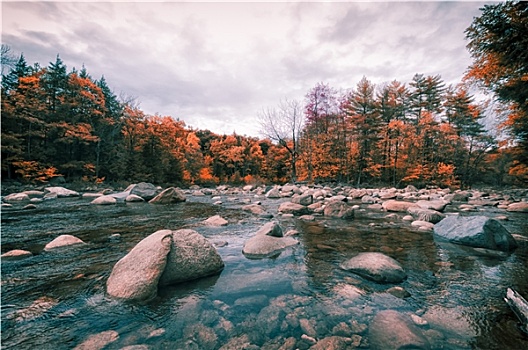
[1,195,527,349]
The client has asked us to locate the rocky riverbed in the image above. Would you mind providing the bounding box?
[1,183,528,349]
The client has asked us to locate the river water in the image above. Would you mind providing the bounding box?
[1,193,527,349]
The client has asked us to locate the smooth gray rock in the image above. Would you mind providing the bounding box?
[44,187,80,197]
[242,235,298,258]
[148,187,186,204]
[242,222,297,258]
[3,193,30,202]
[323,201,354,219]
[107,230,172,301]
[415,199,448,212]
[340,252,406,283]
[158,229,224,286]
[91,195,117,205]
[44,235,85,251]
[204,215,228,226]
[369,310,430,350]
[433,215,517,251]
[130,182,160,201]
[1,249,33,261]
[255,221,283,237]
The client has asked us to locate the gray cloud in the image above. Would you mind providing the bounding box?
[2,1,493,136]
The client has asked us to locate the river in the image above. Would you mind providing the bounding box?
[1,192,527,349]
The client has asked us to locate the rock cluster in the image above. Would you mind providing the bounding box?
[107,229,224,301]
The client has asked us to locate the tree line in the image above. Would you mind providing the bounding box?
[1,1,526,188]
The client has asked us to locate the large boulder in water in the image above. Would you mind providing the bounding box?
[369,310,430,350]
[107,229,224,301]
[148,187,186,204]
[129,182,160,201]
[433,215,517,252]
[340,252,407,283]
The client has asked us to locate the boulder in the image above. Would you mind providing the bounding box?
[291,193,313,206]
[242,203,271,217]
[3,192,30,202]
[281,184,301,194]
[44,235,85,251]
[407,207,445,224]
[90,195,117,205]
[44,187,80,197]
[382,200,418,212]
[242,235,298,258]
[278,202,310,216]
[369,310,430,350]
[158,229,224,286]
[411,221,435,230]
[324,201,355,220]
[433,215,517,252]
[340,252,407,283]
[265,187,281,198]
[1,249,33,261]
[148,187,186,204]
[361,195,379,204]
[204,215,228,226]
[415,199,448,212]
[242,222,297,258]
[130,182,160,201]
[507,202,528,213]
[107,229,224,301]
[255,221,283,237]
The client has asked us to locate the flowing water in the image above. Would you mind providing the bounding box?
[1,194,527,349]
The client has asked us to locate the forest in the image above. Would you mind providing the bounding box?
[1,1,527,189]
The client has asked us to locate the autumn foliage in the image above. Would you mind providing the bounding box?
[1,49,525,188]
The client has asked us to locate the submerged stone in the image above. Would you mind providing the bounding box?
[340,252,407,283]
[369,310,430,350]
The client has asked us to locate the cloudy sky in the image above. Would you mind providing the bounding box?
[3,1,492,137]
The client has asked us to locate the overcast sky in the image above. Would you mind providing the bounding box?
[2,1,493,137]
